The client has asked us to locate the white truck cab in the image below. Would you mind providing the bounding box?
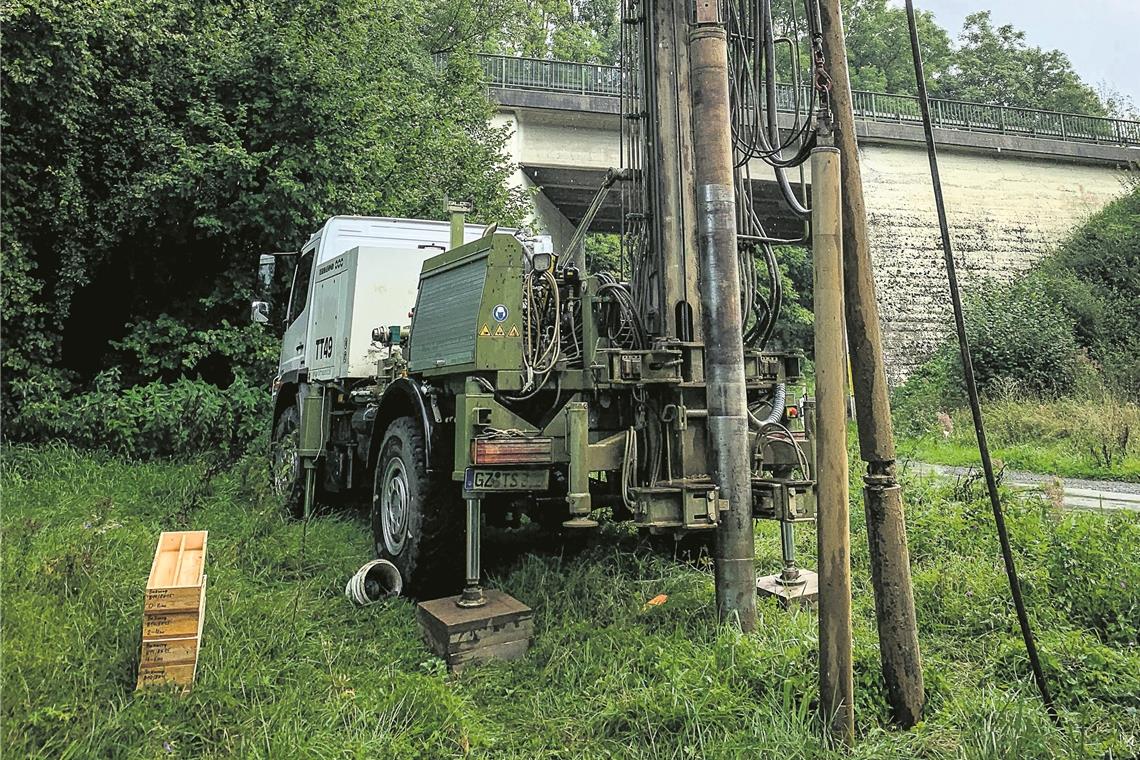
[270,216,506,383]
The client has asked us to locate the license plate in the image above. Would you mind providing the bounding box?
[464,468,549,492]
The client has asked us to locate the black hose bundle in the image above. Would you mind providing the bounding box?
[904,0,1059,724]
[595,272,647,350]
[724,0,827,348]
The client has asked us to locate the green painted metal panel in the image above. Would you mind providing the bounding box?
[408,254,488,372]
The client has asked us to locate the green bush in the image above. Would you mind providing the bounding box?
[890,348,960,436]
[958,278,1082,398]
[893,189,1139,438]
[5,373,269,459]
[891,280,1083,436]
[1038,188,1140,396]
[1045,510,1140,646]
[994,629,1140,709]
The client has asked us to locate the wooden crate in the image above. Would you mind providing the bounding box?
[416,590,534,672]
[137,531,207,690]
[143,531,207,614]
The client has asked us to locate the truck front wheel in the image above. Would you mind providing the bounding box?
[271,406,305,518]
[372,416,460,597]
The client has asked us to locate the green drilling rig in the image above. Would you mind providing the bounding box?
[258,0,839,626]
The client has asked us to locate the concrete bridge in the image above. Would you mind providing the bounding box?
[482,55,1139,383]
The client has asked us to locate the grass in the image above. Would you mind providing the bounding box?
[896,396,1140,482]
[3,443,1140,758]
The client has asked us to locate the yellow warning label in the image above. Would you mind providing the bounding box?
[507,325,520,337]
[479,323,491,336]
[494,324,505,337]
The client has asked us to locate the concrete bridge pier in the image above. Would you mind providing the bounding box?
[494,111,581,259]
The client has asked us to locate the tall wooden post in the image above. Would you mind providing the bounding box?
[819,0,925,727]
[812,146,854,745]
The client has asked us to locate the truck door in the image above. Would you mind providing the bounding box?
[280,246,315,377]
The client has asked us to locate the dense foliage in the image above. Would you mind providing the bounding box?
[844,5,1114,115]
[1035,187,1140,396]
[495,0,620,63]
[9,373,269,460]
[1,0,528,447]
[918,189,1137,400]
[893,189,1140,468]
[939,12,1111,115]
[3,445,1138,756]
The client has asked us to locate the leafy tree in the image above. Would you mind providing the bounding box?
[584,232,622,272]
[842,0,951,94]
[507,1,1115,117]
[1,0,529,427]
[500,0,620,63]
[940,11,1107,115]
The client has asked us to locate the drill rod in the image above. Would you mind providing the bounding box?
[689,21,757,633]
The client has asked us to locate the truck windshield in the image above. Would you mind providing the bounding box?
[288,249,314,321]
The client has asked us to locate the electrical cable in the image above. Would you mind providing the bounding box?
[903,0,1059,724]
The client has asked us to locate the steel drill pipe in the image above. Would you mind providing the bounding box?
[689,23,757,633]
[819,0,925,727]
[812,146,854,745]
[650,0,702,340]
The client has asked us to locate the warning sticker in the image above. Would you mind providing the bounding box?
[479,323,491,336]
[507,325,520,337]
[494,324,505,337]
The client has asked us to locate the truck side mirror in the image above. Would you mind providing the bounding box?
[251,300,271,324]
[258,254,276,292]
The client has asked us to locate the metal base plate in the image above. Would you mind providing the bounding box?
[757,569,819,608]
[562,516,599,528]
[416,590,534,671]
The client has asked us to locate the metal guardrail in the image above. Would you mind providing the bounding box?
[475,54,1140,148]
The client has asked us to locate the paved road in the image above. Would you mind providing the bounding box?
[901,460,1140,513]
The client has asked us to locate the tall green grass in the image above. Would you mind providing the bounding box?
[897,392,1140,482]
[3,444,1139,758]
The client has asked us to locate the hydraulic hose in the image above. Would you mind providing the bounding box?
[904,0,1058,724]
[748,383,787,429]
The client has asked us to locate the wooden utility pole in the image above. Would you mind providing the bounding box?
[811,145,854,745]
[818,0,925,727]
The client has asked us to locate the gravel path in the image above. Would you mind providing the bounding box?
[901,460,1140,512]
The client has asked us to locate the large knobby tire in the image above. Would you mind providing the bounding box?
[372,417,461,597]
[271,406,305,518]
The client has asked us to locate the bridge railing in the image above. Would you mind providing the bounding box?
[477,54,623,97]
[473,54,1140,147]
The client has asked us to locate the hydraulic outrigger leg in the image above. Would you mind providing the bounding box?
[458,497,486,608]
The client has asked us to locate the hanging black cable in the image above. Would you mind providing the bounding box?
[903,0,1060,724]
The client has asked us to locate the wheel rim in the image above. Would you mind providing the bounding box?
[379,457,410,555]
[272,427,299,496]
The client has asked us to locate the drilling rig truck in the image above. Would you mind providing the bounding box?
[255,0,830,616]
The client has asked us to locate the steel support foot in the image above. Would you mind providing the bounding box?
[777,521,806,586]
[457,497,487,608]
[757,568,819,607]
[561,516,599,528]
[457,584,487,608]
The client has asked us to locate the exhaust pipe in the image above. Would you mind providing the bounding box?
[345,559,403,604]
